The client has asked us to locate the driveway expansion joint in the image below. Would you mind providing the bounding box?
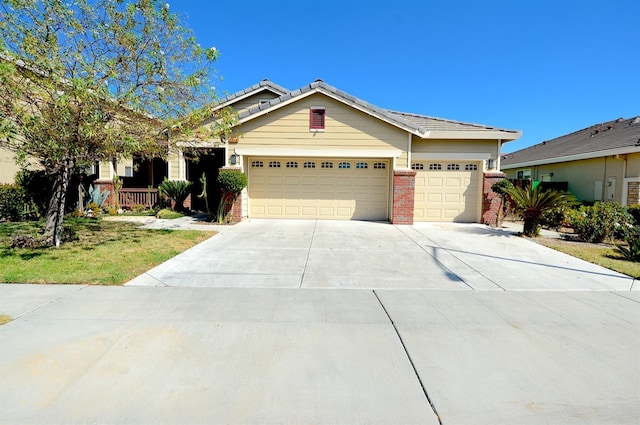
[372,289,443,425]
[298,220,317,288]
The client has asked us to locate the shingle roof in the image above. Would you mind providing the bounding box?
[216,79,289,108]
[236,79,520,139]
[501,117,640,167]
[385,110,515,133]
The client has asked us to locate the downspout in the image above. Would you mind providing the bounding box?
[407,133,412,168]
[617,154,628,205]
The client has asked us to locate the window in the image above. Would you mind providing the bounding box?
[465,164,478,171]
[373,162,386,169]
[338,162,351,169]
[355,162,368,169]
[286,161,298,168]
[310,108,325,130]
[269,161,281,168]
[447,164,460,171]
[411,163,424,170]
[429,163,442,170]
[124,166,134,177]
[321,161,333,169]
[251,161,264,168]
[303,161,316,168]
[517,169,531,180]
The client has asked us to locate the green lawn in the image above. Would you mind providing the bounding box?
[0,218,214,285]
[535,237,640,279]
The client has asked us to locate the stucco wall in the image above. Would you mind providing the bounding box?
[0,148,22,184]
[235,93,409,167]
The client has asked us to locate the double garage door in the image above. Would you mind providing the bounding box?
[248,157,390,220]
[413,161,482,222]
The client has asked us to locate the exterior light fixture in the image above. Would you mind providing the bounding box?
[230,152,240,166]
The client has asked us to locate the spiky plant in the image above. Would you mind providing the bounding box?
[504,184,577,236]
[158,179,193,212]
[616,227,640,262]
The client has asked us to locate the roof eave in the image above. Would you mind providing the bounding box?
[501,146,640,169]
[419,130,522,141]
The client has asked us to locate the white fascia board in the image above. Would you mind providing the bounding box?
[501,146,640,169]
[411,152,491,160]
[234,147,402,158]
[421,130,522,141]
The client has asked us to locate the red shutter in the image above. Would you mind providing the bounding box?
[310,109,325,129]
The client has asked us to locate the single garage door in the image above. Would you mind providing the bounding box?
[248,157,390,220]
[413,161,481,222]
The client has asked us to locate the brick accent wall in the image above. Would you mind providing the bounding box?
[482,172,507,226]
[93,179,116,208]
[627,182,640,206]
[219,166,244,223]
[392,169,417,225]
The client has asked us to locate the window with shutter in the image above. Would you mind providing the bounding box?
[310,108,325,130]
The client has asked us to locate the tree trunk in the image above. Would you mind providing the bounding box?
[45,158,73,248]
[522,215,539,237]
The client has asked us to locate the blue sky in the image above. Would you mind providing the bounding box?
[171,0,638,153]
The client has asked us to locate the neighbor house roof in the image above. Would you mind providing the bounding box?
[501,117,640,169]
[235,79,521,141]
[213,79,289,111]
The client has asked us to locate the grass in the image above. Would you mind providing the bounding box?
[0,218,214,285]
[0,314,12,326]
[535,237,640,279]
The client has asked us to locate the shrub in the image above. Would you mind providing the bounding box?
[616,226,640,262]
[627,204,640,225]
[87,185,110,208]
[0,184,38,222]
[568,202,633,243]
[158,179,193,212]
[132,204,146,213]
[156,208,184,219]
[217,169,248,195]
[503,184,577,237]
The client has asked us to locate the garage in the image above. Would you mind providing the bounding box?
[413,161,482,222]
[247,157,390,220]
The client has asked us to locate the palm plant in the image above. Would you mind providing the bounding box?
[504,184,577,237]
[158,179,193,212]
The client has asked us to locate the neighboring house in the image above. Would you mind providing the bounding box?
[179,79,521,224]
[501,117,640,205]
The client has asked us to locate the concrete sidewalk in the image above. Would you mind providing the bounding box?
[126,220,635,291]
[0,285,638,424]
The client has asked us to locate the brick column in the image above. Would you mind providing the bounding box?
[482,172,507,226]
[93,179,116,208]
[392,169,417,225]
[627,182,640,206]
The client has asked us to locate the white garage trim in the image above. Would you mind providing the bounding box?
[412,152,491,160]
[236,147,402,158]
[247,157,390,220]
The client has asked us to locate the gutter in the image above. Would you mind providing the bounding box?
[502,146,640,169]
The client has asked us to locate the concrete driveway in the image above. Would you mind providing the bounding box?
[127,219,635,291]
[1,220,638,424]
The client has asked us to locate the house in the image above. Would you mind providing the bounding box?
[6,78,521,223]
[501,117,640,205]
[176,79,521,224]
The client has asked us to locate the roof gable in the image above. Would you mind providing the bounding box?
[234,79,521,141]
[502,117,640,168]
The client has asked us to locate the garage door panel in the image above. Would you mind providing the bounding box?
[414,161,481,223]
[249,157,389,220]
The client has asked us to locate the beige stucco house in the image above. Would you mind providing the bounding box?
[501,117,640,206]
[171,79,521,224]
[5,78,521,223]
